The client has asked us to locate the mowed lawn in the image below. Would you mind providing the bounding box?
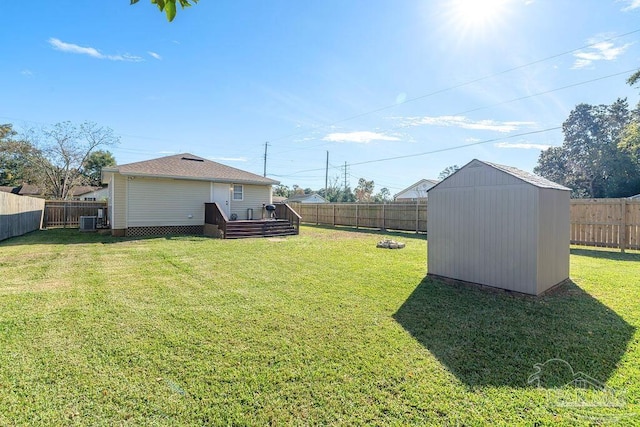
[0,226,638,425]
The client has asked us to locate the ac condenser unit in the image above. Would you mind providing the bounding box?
[79,216,97,231]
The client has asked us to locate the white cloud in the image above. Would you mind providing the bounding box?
[21,69,34,76]
[48,38,143,62]
[572,38,631,69]
[148,51,162,60]
[621,0,640,11]
[395,115,535,133]
[322,131,400,144]
[494,142,552,150]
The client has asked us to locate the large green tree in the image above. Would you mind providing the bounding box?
[83,150,117,186]
[131,0,198,22]
[534,99,640,198]
[0,124,34,187]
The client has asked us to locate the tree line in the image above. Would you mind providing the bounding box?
[273,177,393,203]
[534,76,640,198]
[0,122,117,199]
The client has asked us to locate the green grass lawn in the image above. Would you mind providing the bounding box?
[0,226,638,425]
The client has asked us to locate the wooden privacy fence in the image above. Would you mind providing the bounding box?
[291,199,640,251]
[289,202,428,233]
[570,198,640,252]
[44,200,107,228]
[0,192,45,241]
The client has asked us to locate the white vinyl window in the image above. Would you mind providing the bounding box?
[233,184,243,201]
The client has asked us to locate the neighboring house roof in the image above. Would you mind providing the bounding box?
[0,184,42,196]
[629,194,640,200]
[17,184,42,196]
[394,179,440,199]
[0,186,20,194]
[428,159,570,192]
[103,153,279,185]
[285,193,328,203]
[272,196,287,203]
[0,184,105,198]
[70,186,102,197]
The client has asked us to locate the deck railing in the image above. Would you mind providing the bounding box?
[275,203,301,234]
[204,202,228,236]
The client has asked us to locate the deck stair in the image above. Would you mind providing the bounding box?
[224,219,297,239]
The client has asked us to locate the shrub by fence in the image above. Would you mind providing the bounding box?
[0,192,45,241]
[44,200,108,228]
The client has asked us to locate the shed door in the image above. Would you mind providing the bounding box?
[212,183,231,217]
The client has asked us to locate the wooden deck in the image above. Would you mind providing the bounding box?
[204,203,301,239]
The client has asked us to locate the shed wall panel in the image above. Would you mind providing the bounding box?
[127,178,209,226]
[536,188,570,293]
[428,184,539,293]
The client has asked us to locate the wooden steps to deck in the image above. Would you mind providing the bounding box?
[224,219,297,239]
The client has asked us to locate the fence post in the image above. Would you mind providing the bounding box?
[415,200,419,234]
[63,202,67,228]
[620,198,627,253]
[381,203,386,231]
[355,204,359,229]
[333,204,336,226]
[316,203,319,225]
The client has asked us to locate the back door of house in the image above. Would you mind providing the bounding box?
[212,183,231,217]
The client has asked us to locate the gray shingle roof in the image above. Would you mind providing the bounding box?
[482,160,570,190]
[104,153,279,185]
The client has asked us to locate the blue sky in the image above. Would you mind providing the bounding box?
[2,1,640,195]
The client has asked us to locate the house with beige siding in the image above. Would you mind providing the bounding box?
[102,153,279,237]
[427,159,570,296]
[394,179,439,202]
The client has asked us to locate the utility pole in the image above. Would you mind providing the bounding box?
[325,151,329,193]
[263,141,269,177]
[344,161,348,191]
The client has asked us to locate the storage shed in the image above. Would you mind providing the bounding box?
[427,159,570,295]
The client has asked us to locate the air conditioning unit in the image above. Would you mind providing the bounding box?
[79,216,97,231]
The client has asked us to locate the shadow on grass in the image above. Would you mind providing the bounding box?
[393,277,635,388]
[570,247,640,262]
[0,228,209,247]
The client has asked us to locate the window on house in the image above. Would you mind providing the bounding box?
[233,184,243,201]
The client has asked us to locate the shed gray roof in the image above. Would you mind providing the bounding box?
[428,159,570,192]
[481,160,570,190]
[103,153,279,185]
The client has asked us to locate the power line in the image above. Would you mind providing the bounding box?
[265,67,638,162]
[266,28,640,150]
[267,66,636,181]
[283,126,561,176]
